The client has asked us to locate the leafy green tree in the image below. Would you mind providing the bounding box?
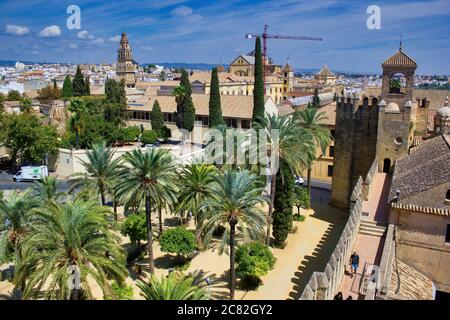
[4,113,60,165]
[198,169,267,300]
[235,242,275,283]
[141,130,158,145]
[254,114,315,245]
[295,107,332,207]
[103,102,128,126]
[121,126,140,144]
[151,99,164,134]
[208,68,224,127]
[159,227,196,263]
[272,161,294,247]
[0,190,38,264]
[293,186,309,215]
[160,126,172,141]
[37,85,61,102]
[69,141,121,206]
[31,176,63,205]
[312,88,320,108]
[85,76,91,96]
[7,90,22,101]
[19,97,32,113]
[120,212,147,249]
[115,148,178,274]
[15,198,127,300]
[62,75,73,98]
[252,37,265,124]
[138,272,209,300]
[72,65,86,97]
[68,99,87,149]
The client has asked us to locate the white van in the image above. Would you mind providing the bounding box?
[13,166,49,182]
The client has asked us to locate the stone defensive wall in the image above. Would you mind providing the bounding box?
[362,158,378,201]
[300,176,364,300]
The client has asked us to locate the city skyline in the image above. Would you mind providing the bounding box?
[0,0,449,74]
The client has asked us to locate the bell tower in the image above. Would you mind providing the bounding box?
[376,41,417,173]
[116,32,136,88]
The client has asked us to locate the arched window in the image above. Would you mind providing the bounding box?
[446,189,450,201]
[389,73,406,94]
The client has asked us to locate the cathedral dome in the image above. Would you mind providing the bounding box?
[437,106,450,118]
[386,102,400,112]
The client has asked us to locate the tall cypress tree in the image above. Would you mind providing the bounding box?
[272,161,294,247]
[151,99,164,134]
[208,67,224,127]
[176,69,195,133]
[62,75,73,98]
[53,79,57,90]
[84,76,91,96]
[312,88,320,108]
[116,79,127,105]
[180,69,192,95]
[252,37,265,124]
[72,65,85,97]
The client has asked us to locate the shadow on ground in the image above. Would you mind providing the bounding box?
[287,188,346,300]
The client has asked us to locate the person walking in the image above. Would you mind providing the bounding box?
[333,292,343,300]
[350,251,360,275]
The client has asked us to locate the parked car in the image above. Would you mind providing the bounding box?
[13,166,49,182]
[294,175,304,186]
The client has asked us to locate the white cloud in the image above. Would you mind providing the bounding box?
[92,38,104,44]
[88,34,95,40]
[141,45,154,51]
[109,35,121,42]
[39,25,61,37]
[171,5,193,17]
[5,24,29,36]
[77,30,89,39]
[185,14,203,23]
[69,43,78,49]
[31,50,39,55]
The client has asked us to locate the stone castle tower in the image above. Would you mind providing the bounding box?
[330,45,428,209]
[116,32,136,88]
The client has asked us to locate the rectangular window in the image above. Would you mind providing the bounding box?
[329,146,335,157]
[327,165,333,177]
[241,119,251,129]
[331,129,335,139]
[446,225,450,243]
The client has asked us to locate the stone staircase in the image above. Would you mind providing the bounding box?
[359,219,387,237]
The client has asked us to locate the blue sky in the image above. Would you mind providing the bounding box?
[0,0,449,74]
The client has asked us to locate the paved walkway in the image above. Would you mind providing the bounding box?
[338,173,391,300]
[239,189,346,300]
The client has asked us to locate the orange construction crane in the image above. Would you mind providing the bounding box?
[245,24,322,94]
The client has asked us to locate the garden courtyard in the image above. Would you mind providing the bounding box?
[119,188,344,300]
[0,184,345,301]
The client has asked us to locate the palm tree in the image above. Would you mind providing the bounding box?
[295,107,332,207]
[31,176,64,205]
[68,99,86,149]
[138,272,209,300]
[0,190,37,264]
[197,169,267,300]
[69,141,120,207]
[14,198,127,300]
[254,113,314,245]
[177,163,217,227]
[115,148,177,274]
